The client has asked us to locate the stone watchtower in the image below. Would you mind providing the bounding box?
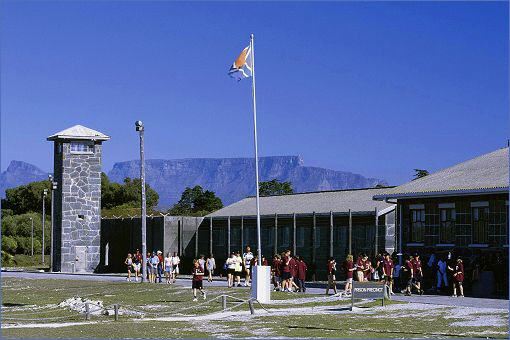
[47,125,110,272]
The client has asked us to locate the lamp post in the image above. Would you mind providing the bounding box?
[49,175,57,272]
[30,217,34,257]
[135,120,147,283]
[42,189,48,264]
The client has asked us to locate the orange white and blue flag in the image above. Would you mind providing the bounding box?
[228,45,253,81]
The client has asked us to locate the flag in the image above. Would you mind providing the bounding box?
[228,45,253,81]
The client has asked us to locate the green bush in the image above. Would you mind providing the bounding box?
[2,236,18,253]
[1,250,14,266]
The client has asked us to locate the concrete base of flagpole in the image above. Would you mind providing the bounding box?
[251,265,271,304]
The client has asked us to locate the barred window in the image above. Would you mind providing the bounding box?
[440,208,455,243]
[410,209,425,242]
[472,207,488,244]
[70,142,94,154]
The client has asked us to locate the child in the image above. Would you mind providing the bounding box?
[326,257,338,295]
[206,254,216,282]
[450,257,464,297]
[192,260,206,301]
[133,250,141,282]
[124,253,133,282]
[164,252,173,284]
[296,256,307,292]
[343,254,354,296]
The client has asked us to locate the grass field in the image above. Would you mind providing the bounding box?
[1,277,508,339]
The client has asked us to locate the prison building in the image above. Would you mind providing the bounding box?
[196,187,396,280]
[99,216,203,273]
[373,147,509,297]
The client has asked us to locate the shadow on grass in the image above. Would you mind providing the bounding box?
[2,303,27,307]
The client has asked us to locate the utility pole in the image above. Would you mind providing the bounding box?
[135,120,147,283]
[49,175,57,271]
[30,217,34,257]
[42,189,48,263]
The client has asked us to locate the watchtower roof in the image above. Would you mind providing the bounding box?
[47,125,110,141]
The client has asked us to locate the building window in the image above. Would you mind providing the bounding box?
[70,141,94,154]
[213,228,226,246]
[279,226,290,248]
[440,208,455,243]
[297,226,305,247]
[410,209,425,242]
[314,227,321,248]
[472,207,488,244]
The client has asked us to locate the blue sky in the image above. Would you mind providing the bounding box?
[1,1,508,185]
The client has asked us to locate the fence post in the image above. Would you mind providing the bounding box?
[114,304,119,321]
[85,303,90,321]
[248,300,255,315]
[222,295,227,311]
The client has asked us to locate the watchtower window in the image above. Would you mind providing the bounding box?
[70,142,94,154]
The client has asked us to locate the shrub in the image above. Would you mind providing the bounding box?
[2,236,18,254]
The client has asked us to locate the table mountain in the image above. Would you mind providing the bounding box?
[0,161,50,197]
[107,156,387,208]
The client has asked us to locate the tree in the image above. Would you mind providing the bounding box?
[2,180,51,215]
[413,169,430,180]
[169,186,223,216]
[1,212,50,255]
[101,173,160,216]
[259,179,294,197]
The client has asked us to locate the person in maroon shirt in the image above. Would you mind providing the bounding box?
[191,260,206,301]
[402,255,414,296]
[362,255,372,282]
[382,252,395,295]
[281,251,292,292]
[326,257,338,295]
[343,254,354,296]
[356,254,365,282]
[272,255,282,291]
[288,254,300,292]
[296,256,308,292]
[450,257,465,297]
[411,253,424,295]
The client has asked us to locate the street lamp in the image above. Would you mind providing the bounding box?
[49,175,57,272]
[135,120,147,283]
[42,189,48,264]
[30,217,34,257]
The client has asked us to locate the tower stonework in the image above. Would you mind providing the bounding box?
[48,125,110,272]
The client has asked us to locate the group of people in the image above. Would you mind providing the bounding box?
[124,247,466,299]
[124,249,181,283]
[271,250,308,292]
[331,251,465,298]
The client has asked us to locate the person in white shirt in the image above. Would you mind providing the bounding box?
[234,251,243,287]
[171,252,180,283]
[242,246,254,287]
[164,253,173,284]
[206,254,216,282]
[226,252,236,288]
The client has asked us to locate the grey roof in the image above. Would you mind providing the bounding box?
[207,188,395,217]
[374,147,509,200]
[47,125,110,141]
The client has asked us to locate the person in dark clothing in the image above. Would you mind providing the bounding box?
[296,256,308,292]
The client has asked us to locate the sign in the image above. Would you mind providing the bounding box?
[351,281,386,310]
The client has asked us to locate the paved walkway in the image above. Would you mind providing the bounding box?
[3,270,509,309]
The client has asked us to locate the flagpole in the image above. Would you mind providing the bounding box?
[250,33,262,267]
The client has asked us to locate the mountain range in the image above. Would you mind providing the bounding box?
[1,157,387,208]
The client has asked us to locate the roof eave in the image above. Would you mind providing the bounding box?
[47,135,111,142]
[373,187,509,201]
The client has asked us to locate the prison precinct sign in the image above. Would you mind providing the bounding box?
[350,281,386,310]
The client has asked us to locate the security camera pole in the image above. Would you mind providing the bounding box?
[135,120,147,283]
